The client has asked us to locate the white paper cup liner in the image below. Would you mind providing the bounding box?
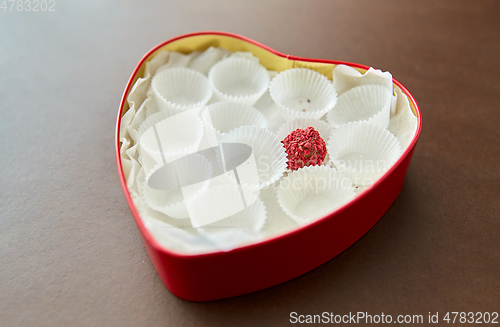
[269,68,338,120]
[198,196,267,233]
[193,196,267,252]
[141,154,213,219]
[208,57,270,106]
[141,184,188,219]
[219,125,287,189]
[328,121,402,185]
[327,84,392,128]
[138,110,204,163]
[277,166,356,225]
[151,67,213,113]
[201,101,268,135]
[276,117,334,143]
[186,182,260,228]
[139,148,161,177]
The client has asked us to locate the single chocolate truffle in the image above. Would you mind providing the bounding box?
[281,127,327,171]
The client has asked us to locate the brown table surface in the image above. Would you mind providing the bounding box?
[1,0,499,326]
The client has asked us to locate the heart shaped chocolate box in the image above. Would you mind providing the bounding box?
[116,32,422,301]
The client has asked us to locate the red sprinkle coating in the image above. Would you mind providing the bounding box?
[281,127,327,171]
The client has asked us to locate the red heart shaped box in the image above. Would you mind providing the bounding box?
[115,31,422,301]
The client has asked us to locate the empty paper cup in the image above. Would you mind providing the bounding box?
[138,110,204,163]
[151,67,213,113]
[186,183,260,228]
[328,121,402,185]
[277,166,356,226]
[219,125,287,189]
[276,117,334,143]
[327,84,392,128]
[208,57,270,106]
[198,196,267,233]
[201,101,268,135]
[193,196,267,252]
[269,68,338,120]
[141,154,213,219]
